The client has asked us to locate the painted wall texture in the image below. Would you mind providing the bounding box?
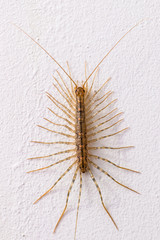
[0,1,160,240]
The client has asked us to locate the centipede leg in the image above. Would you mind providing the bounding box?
[27,155,76,173]
[87,119,124,138]
[43,117,75,132]
[53,166,79,233]
[85,68,99,99]
[74,171,82,240]
[87,112,123,132]
[37,125,75,138]
[28,148,76,160]
[34,161,77,204]
[87,108,118,126]
[66,61,75,95]
[88,167,118,230]
[88,154,140,173]
[84,61,89,93]
[89,160,140,194]
[87,99,117,119]
[88,146,134,150]
[88,128,128,143]
[85,77,111,104]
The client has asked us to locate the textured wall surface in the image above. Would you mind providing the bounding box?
[0,1,160,240]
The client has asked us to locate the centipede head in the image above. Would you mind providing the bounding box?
[75,87,85,96]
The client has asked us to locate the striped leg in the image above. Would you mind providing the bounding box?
[34,161,77,204]
[31,140,75,145]
[52,75,75,104]
[85,68,99,99]
[53,166,79,233]
[27,154,76,173]
[85,77,111,104]
[84,61,89,93]
[87,108,117,126]
[66,61,74,95]
[88,128,128,143]
[88,146,134,150]
[88,167,118,230]
[43,117,75,132]
[48,107,74,126]
[86,99,117,119]
[57,70,75,101]
[89,160,140,194]
[74,171,82,240]
[87,91,113,113]
[46,93,75,120]
[52,82,74,109]
[46,92,75,118]
[88,154,140,173]
[93,90,113,103]
[28,148,76,160]
[37,125,75,139]
[87,119,123,138]
[87,112,123,132]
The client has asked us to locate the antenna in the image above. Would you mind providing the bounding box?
[83,20,143,87]
[12,23,77,87]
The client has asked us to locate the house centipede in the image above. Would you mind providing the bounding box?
[14,21,141,239]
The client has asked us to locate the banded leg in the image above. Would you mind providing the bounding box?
[31,140,75,145]
[87,112,123,132]
[37,125,75,139]
[88,167,118,230]
[85,77,111,104]
[88,154,140,173]
[46,93,75,121]
[88,146,134,150]
[28,148,76,160]
[84,61,88,93]
[87,90,113,113]
[94,90,113,103]
[48,107,74,127]
[87,119,123,138]
[89,160,140,194]
[57,70,75,101]
[88,128,128,143]
[87,99,117,119]
[44,117,75,132]
[34,161,77,204]
[85,68,99,99]
[52,74,74,104]
[87,108,117,126]
[54,166,79,233]
[47,92,75,117]
[74,171,82,240]
[66,61,74,95]
[52,82,75,109]
[27,154,76,173]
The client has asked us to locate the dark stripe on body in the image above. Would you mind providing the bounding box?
[75,88,88,173]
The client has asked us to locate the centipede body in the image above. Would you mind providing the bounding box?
[75,87,88,173]
[14,21,142,239]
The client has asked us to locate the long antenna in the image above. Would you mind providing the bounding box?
[83,20,143,87]
[12,23,77,87]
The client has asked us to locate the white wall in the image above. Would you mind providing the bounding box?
[0,1,160,240]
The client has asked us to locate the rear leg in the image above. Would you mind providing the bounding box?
[74,171,82,240]
[89,160,140,194]
[88,167,118,230]
[53,166,79,233]
[33,161,77,204]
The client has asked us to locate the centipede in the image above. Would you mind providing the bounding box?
[14,21,141,239]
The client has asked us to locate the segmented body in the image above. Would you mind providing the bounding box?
[75,87,88,173]
[14,21,142,240]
